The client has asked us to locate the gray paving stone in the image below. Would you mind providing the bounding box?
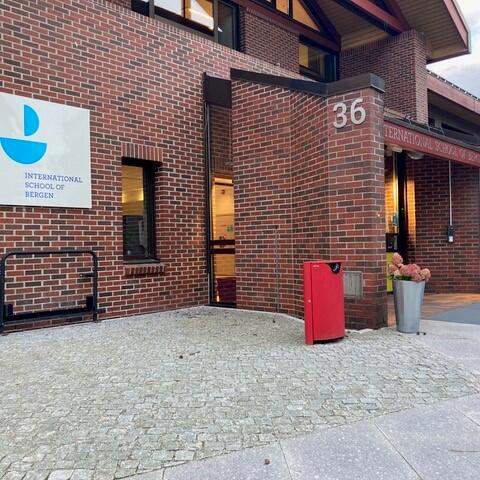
[280,422,420,480]
[375,402,480,480]
[163,444,291,480]
[0,307,479,478]
[130,472,164,480]
[69,471,93,480]
[2,473,26,480]
[449,393,480,425]
[23,472,48,480]
[48,472,73,480]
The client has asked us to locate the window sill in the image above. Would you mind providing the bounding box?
[124,263,166,277]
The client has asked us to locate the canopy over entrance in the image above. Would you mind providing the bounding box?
[384,118,480,167]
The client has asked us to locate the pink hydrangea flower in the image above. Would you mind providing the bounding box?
[399,264,410,276]
[420,268,431,281]
[392,253,403,266]
[386,255,431,282]
[388,263,398,275]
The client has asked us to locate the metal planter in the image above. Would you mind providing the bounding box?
[393,280,425,333]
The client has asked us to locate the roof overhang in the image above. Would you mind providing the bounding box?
[328,0,409,35]
[385,117,480,167]
[427,73,480,119]
[395,0,471,61]
[315,0,471,61]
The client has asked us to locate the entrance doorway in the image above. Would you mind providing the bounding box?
[385,151,408,291]
[209,176,235,304]
[205,100,236,306]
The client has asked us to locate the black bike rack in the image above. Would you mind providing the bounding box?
[0,249,99,334]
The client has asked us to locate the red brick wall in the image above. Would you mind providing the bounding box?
[231,79,387,328]
[240,8,299,73]
[407,157,480,293]
[107,0,130,8]
[231,82,296,314]
[291,92,331,316]
[340,30,428,124]
[108,1,301,74]
[0,0,306,328]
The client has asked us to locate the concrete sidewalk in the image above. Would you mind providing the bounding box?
[150,393,480,480]
[417,319,480,373]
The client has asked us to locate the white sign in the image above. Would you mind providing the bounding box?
[0,92,91,208]
[333,98,366,129]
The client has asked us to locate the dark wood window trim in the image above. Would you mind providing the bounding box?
[234,0,340,52]
[122,158,157,263]
[259,0,324,33]
[132,0,240,50]
[299,36,339,82]
[132,0,338,52]
[218,0,240,50]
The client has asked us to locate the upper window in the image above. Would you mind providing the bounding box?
[299,40,338,82]
[292,0,318,30]
[185,0,214,29]
[122,160,156,261]
[132,0,238,49]
[217,1,238,49]
[264,0,325,33]
[276,0,289,15]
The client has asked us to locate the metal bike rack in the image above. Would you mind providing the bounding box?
[0,249,99,334]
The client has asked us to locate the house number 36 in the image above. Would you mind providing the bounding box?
[333,98,366,128]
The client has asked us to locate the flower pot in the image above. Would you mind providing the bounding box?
[393,279,425,333]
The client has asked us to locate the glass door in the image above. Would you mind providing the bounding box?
[385,151,408,292]
[210,176,235,304]
[205,102,236,305]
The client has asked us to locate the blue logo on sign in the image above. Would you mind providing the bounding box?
[0,105,47,164]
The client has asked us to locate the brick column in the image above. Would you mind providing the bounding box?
[232,76,387,329]
[324,89,387,329]
[341,30,428,124]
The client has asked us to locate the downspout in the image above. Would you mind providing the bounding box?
[447,161,455,243]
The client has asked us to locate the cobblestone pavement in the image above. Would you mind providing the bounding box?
[1,307,479,480]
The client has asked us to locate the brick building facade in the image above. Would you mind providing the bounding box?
[407,158,480,293]
[340,30,429,123]
[0,0,478,332]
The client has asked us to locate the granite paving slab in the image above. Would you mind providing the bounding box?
[415,319,480,374]
[375,400,480,480]
[163,444,291,480]
[280,421,420,480]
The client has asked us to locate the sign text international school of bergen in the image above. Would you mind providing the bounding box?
[0,92,91,209]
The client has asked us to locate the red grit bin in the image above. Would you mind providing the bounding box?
[304,261,346,344]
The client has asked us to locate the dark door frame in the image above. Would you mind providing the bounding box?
[396,151,409,260]
[203,75,236,307]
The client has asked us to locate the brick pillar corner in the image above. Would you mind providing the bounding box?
[325,88,387,329]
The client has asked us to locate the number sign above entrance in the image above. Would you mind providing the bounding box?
[333,98,366,129]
